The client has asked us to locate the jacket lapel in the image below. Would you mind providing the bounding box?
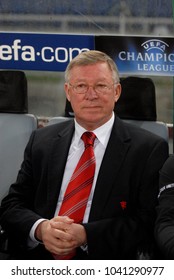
[89,117,131,221]
[46,121,74,217]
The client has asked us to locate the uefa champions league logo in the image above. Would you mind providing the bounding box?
[118,37,173,75]
[141,39,169,53]
[137,38,173,74]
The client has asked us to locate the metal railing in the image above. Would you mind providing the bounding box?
[0,14,173,35]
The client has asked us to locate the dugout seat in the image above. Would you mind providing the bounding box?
[0,71,37,259]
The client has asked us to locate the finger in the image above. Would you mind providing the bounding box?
[52,216,74,224]
[52,246,76,256]
[50,239,76,255]
[43,231,76,254]
[54,228,73,241]
[50,220,74,234]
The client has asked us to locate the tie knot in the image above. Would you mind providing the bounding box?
[81,131,96,147]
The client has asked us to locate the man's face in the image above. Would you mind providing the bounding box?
[64,62,121,130]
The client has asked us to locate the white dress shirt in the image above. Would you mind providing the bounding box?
[29,113,114,246]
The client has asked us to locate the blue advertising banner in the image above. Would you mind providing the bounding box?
[0,32,95,71]
[95,35,174,77]
[0,32,173,76]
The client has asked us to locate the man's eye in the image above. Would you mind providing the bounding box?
[96,84,107,89]
[77,84,87,89]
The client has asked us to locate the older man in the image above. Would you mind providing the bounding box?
[0,50,168,259]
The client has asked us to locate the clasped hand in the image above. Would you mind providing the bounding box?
[35,216,87,256]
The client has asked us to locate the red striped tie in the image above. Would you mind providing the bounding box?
[54,131,96,259]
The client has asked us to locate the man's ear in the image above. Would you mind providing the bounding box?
[64,83,71,101]
[115,83,122,103]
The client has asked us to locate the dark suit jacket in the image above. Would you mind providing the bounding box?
[0,116,169,260]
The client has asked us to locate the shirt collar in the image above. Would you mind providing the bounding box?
[74,112,115,148]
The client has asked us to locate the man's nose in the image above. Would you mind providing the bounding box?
[85,85,98,99]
